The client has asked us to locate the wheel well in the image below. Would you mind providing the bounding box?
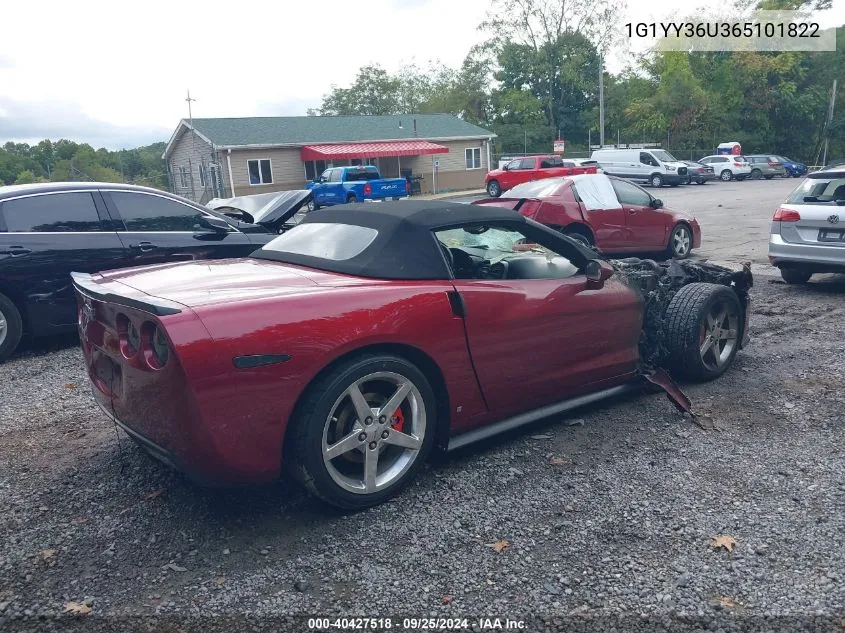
[0,282,28,333]
[285,342,452,452]
[667,220,692,248]
[560,223,595,244]
[650,172,662,180]
[346,193,357,201]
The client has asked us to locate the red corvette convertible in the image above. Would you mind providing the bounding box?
[474,174,701,259]
[73,201,750,509]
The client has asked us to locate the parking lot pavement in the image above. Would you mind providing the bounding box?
[1,180,843,631]
[653,179,798,268]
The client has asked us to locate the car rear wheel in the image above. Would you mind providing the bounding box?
[650,174,663,188]
[720,170,733,181]
[0,292,23,361]
[664,283,742,381]
[287,354,437,510]
[667,224,692,259]
[487,180,502,197]
[346,194,357,204]
[780,267,812,284]
[750,169,762,180]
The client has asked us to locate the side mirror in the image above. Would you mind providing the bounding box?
[585,260,613,289]
[651,198,663,209]
[502,164,509,171]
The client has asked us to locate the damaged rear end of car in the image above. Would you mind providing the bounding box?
[72,271,268,485]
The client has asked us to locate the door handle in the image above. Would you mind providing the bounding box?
[627,208,637,215]
[129,241,156,252]
[0,246,32,256]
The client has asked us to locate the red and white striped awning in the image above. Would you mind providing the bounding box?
[300,140,449,161]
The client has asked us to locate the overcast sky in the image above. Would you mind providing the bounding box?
[1,0,841,149]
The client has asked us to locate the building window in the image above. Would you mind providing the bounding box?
[198,164,206,187]
[179,166,189,188]
[248,159,273,185]
[465,148,481,170]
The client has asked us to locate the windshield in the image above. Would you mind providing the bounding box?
[786,177,845,205]
[650,150,679,163]
[259,223,378,260]
[505,178,567,199]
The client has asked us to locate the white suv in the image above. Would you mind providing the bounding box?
[698,155,752,182]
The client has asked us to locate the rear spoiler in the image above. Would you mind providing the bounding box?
[71,272,183,317]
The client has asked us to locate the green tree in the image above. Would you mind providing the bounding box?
[14,169,36,184]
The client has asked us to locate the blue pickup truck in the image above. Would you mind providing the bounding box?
[307,166,409,208]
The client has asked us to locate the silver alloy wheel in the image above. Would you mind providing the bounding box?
[720,170,732,181]
[651,174,662,187]
[699,301,739,371]
[0,308,6,346]
[672,225,691,257]
[321,371,426,495]
[487,181,500,197]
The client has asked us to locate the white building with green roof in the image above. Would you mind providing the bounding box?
[163,114,495,203]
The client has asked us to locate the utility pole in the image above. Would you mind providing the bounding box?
[822,79,837,166]
[186,89,198,199]
[599,51,605,147]
[524,129,528,156]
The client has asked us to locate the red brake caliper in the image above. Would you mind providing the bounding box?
[391,408,405,431]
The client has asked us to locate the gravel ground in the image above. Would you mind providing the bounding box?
[1,269,843,632]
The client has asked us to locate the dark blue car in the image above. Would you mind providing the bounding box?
[773,155,808,177]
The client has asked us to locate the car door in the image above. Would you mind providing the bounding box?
[435,223,641,416]
[101,189,253,267]
[609,177,667,248]
[569,177,627,250]
[0,190,126,333]
[500,158,533,191]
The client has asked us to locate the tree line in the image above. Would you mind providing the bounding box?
[308,0,843,164]
[1,0,842,188]
[0,140,168,188]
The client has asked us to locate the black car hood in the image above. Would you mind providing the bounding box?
[207,190,312,229]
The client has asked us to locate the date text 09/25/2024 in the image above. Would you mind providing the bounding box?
[307,617,526,630]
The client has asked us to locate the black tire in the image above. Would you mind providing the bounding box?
[720,170,732,182]
[562,226,594,248]
[666,224,693,259]
[664,283,742,381]
[750,169,762,180]
[487,180,502,198]
[346,194,357,204]
[307,199,319,211]
[780,267,812,284]
[650,174,663,188]
[0,292,23,361]
[286,353,437,510]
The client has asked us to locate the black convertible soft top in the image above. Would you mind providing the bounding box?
[250,200,594,280]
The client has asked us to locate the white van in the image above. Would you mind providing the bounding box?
[589,149,689,187]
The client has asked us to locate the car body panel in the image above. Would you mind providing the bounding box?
[744,155,788,178]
